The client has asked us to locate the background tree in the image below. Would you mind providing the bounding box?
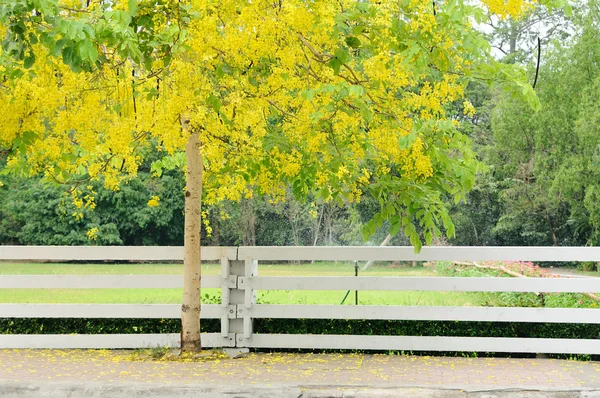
[487,6,600,247]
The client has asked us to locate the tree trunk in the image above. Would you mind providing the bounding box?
[362,234,392,271]
[509,22,518,55]
[181,117,203,353]
[288,201,300,246]
[241,199,256,246]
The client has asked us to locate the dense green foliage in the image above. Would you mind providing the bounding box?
[0,169,185,245]
[1,317,596,343]
[450,3,600,250]
[0,161,397,247]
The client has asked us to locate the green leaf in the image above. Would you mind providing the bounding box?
[348,85,364,97]
[352,25,366,36]
[357,101,373,122]
[138,15,152,27]
[328,58,342,75]
[61,45,74,66]
[398,133,417,149]
[413,237,422,253]
[362,220,377,241]
[21,130,37,144]
[144,56,153,70]
[334,47,349,64]
[146,87,158,100]
[206,94,222,112]
[89,44,98,64]
[28,32,38,45]
[404,223,416,238]
[23,53,35,69]
[425,231,433,246]
[447,222,456,238]
[79,41,98,64]
[345,36,361,48]
[390,215,401,236]
[315,188,330,201]
[128,0,138,16]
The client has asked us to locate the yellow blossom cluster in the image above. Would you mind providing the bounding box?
[0,0,542,239]
[482,0,535,19]
[86,227,99,240]
[147,196,160,208]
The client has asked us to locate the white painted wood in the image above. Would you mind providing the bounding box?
[3,245,600,353]
[242,334,600,354]
[243,316,251,339]
[221,315,229,337]
[241,305,600,323]
[3,245,600,262]
[240,276,600,293]
[0,333,235,349]
[0,275,221,289]
[0,246,237,261]
[239,246,600,262]
[0,304,224,319]
[222,288,230,308]
[221,257,230,279]
[244,289,253,309]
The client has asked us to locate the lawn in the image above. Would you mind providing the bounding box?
[0,261,489,306]
[0,261,593,308]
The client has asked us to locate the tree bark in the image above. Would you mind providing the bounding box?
[241,199,256,246]
[181,117,203,353]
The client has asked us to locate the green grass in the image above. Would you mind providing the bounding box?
[0,262,487,306]
[573,270,600,277]
[0,288,189,304]
[257,290,490,306]
[0,262,220,275]
[0,261,431,276]
[2,261,589,308]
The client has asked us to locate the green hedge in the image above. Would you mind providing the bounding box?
[3,318,598,340]
[0,318,218,334]
[255,319,600,340]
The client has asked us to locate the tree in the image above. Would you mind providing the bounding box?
[481,3,600,247]
[0,0,565,351]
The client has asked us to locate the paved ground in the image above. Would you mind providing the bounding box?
[1,350,600,397]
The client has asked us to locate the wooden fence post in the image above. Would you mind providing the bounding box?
[221,256,257,355]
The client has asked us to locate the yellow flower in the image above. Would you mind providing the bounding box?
[147,196,160,207]
[463,100,476,117]
[86,227,99,241]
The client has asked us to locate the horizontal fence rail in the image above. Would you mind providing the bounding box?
[1,246,600,353]
[0,245,237,262]
[238,246,600,262]
[4,245,600,262]
[239,305,600,324]
[0,304,223,319]
[0,333,235,349]
[239,276,600,293]
[241,335,600,355]
[0,275,223,289]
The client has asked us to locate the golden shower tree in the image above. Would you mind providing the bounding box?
[0,0,564,351]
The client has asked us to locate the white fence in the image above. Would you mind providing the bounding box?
[0,246,599,353]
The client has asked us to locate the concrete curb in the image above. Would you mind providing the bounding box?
[2,382,600,398]
[299,387,600,398]
[0,382,302,398]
